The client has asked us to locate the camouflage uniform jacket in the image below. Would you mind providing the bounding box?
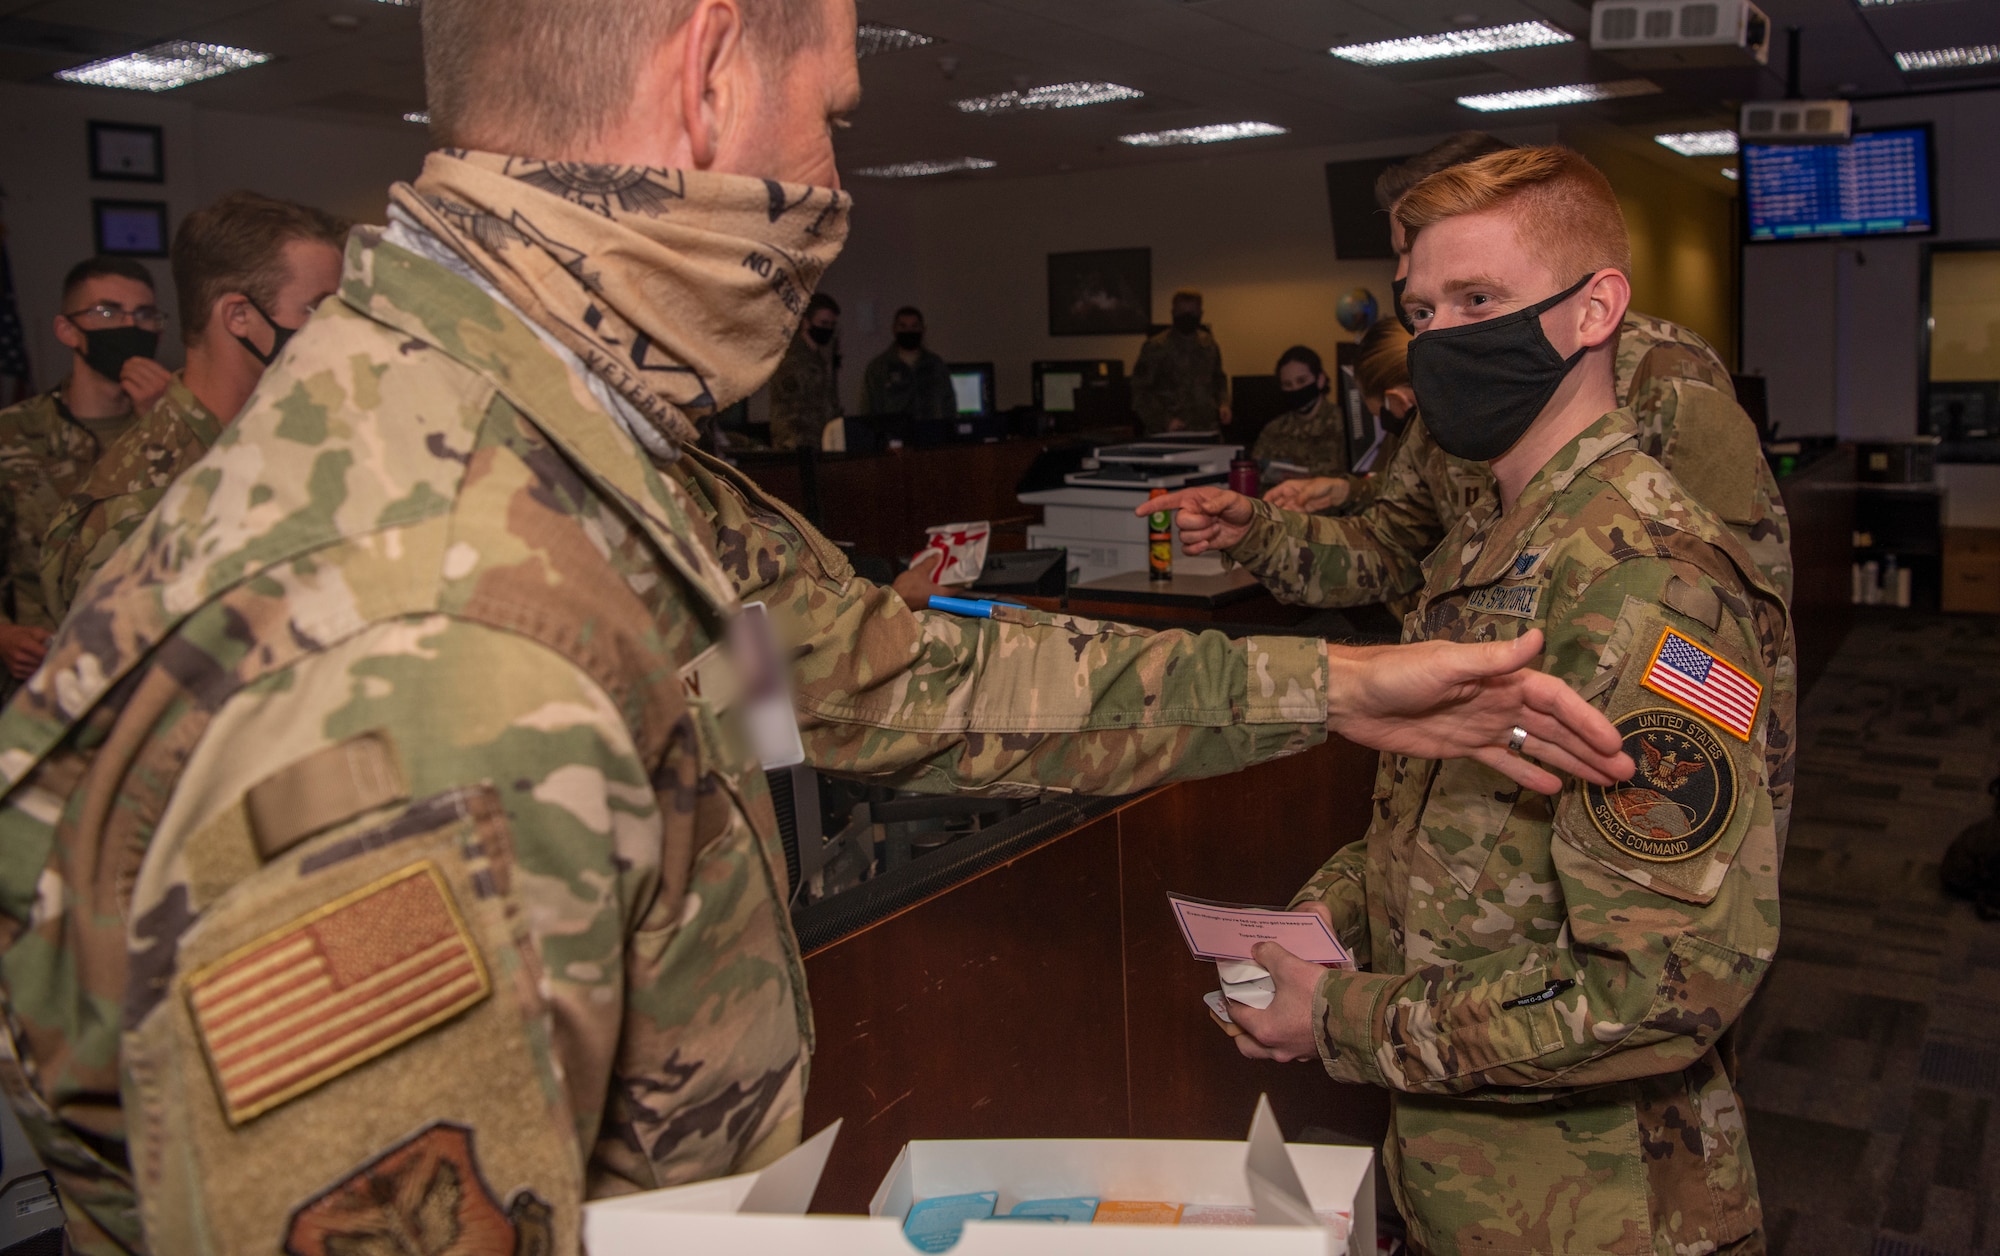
[1292,409,1795,1256]
[767,332,839,450]
[1252,394,1351,482]
[0,389,111,635]
[39,373,223,624]
[859,346,955,421]
[1224,315,1792,616]
[1132,327,1227,434]
[0,232,1330,1254]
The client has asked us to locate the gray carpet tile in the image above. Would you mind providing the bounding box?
[1740,611,2000,1255]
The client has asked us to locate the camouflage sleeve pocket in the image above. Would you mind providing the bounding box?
[119,785,583,1251]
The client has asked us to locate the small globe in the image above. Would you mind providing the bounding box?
[1336,287,1379,333]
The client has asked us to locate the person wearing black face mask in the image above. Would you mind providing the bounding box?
[1251,345,1351,496]
[1264,316,1416,517]
[770,290,843,450]
[0,255,167,696]
[860,306,955,421]
[39,191,347,621]
[1132,289,1230,435]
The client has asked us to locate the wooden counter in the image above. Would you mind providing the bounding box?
[1776,447,1857,697]
[799,735,1389,1214]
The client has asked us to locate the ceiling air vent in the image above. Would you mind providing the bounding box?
[1591,0,1770,67]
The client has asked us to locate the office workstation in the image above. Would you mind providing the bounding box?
[0,1,1997,1254]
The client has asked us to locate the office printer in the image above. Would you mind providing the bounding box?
[1020,439,1243,585]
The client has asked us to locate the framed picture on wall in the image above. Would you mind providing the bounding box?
[88,121,165,183]
[1048,248,1151,336]
[93,199,170,257]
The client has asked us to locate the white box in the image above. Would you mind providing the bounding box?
[585,1100,1374,1256]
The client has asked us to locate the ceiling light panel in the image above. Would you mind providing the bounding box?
[1118,122,1289,148]
[1329,21,1573,66]
[57,40,271,91]
[404,111,429,124]
[955,81,1143,115]
[1656,129,1738,156]
[1856,0,1939,6]
[857,22,934,57]
[854,157,998,179]
[1457,78,1660,110]
[1721,167,1739,180]
[1894,44,1999,72]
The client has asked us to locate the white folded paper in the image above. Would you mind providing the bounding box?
[1217,960,1275,1010]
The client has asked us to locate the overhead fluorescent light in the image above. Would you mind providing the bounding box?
[371,0,417,6]
[857,22,935,57]
[403,111,430,124]
[1894,44,1999,72]
[1857,0,1939,6]
[56,40,271,91]
[1330,20,1573,66]
[853,157,997,179]
[1721,167,1739,180]
[1655,129,1738,156]
[1118,121,1289,147]
[1457,78,1660,110]
[955,81,1143,115]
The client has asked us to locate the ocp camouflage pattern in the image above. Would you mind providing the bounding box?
[1253,394,1352,481]
[0,390,105,638]
[1225,314,1793,618]
[39,372,224,623]
[1291,408,1794,1256]
[0,225,1331,1253]
[1132,327,1227,435]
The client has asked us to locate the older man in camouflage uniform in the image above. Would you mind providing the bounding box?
[0,2,1632,1253]
[1165,146,1791,1256]
[1132,289,1230,434]
[0,258,168,695]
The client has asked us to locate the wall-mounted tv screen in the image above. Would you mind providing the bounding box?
[1743,125,1935,243]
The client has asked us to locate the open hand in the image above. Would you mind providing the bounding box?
[1137,486,1257,554]
[120,356,172,413]
[0,623,52,680]
[1264,476,1350,514]
[1323,629,1632,794]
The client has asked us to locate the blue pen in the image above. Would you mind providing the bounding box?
[928,595,1003,617]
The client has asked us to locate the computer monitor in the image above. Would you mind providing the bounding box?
[1743,125,1936,243]
[1032,360,1123,414]
[947,362,996,416]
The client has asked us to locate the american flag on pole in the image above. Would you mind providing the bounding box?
[1640,628,1763,741]
[186,863,490,1125]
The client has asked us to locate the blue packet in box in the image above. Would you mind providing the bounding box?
[903,1191,998,1252]
[1007,1197,1100,1223]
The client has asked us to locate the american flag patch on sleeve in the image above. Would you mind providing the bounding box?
[1640,628,1764,741]
[185,862,490,1125]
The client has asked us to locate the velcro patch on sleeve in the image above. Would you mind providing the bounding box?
[185,862,490,1125]
[1640,628,1763,741]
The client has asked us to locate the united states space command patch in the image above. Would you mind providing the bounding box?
[1585,708,1738,862]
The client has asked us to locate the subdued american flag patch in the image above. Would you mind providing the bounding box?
[1640,628,1763,741]
[186,862,490,1125]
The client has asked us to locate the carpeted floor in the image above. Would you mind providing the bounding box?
[1737,611,2000,1256]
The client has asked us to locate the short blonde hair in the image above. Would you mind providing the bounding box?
[1393,146,1631,283]
[424,0,828,154]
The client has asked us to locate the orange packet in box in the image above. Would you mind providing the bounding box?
[1093,1201,1184,1225]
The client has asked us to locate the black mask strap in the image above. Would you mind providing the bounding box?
[234,295,298,368]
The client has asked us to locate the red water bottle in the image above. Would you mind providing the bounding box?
[1229,458,1260,497]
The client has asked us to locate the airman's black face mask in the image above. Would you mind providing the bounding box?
[1406,274,1593,462]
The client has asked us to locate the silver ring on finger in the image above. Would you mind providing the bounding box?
[1505,725,1529,755]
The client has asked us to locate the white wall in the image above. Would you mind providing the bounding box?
[0,81,429,386]
[1740,88,2000,441]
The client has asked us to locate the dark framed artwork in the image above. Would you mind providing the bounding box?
[1047,248,1152,336]
[93,199,170,256]
[88,121,165,183]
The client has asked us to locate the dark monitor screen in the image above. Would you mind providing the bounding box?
[1744,126,1935,243]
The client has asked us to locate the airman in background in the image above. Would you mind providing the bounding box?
[40,191,347,620]
[1265,315,1416,518]
[1251,344,1350,486]
[1132,288,1229,434]
[770,289,842,449]
[0,257,168,696]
